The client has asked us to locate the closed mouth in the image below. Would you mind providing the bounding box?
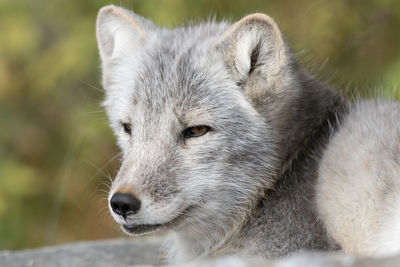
[121,206,193,235]
[122,223,163,235]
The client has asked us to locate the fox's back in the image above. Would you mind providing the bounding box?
[317,100,400,256]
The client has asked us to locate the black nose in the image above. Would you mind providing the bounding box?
[110,192,141,218]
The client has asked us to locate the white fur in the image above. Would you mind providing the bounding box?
[317,100,400,257]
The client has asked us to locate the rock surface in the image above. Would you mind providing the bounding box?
[0,238,165,267]
[1,238,400,267]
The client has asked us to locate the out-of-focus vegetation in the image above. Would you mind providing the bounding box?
[0,0,399,250]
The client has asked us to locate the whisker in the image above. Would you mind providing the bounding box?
[77,79,104,93]
[83,152,121,182]
[82,110,105,115]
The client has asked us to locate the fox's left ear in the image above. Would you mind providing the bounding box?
[218,14,289,99]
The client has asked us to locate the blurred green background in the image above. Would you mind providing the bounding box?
[1,0,400,250]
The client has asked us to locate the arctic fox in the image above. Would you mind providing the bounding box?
[96,5,400,262]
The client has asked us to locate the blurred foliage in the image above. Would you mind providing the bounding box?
[0,0,399,250]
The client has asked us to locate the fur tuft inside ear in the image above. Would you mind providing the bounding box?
[218,13,288,94]
[96,5,149,63]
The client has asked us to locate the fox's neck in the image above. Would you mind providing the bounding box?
[231,69,348,258]
[260,68,348,177]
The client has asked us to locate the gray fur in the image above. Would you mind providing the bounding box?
[96,5,400,263]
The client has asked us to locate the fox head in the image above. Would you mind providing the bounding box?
[96,5,296,260]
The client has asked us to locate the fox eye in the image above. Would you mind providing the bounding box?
[181,125,211,139]
[122,123,132,135]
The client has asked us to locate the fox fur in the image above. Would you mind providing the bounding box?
[96,5,400,262]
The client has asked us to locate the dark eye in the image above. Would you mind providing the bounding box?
[122,123,132,135]
[181,125,211,140]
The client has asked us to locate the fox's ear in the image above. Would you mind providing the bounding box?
[96,5,153,64]
[218,14,289,98]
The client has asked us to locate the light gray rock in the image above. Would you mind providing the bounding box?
[0,238,165,267]
[1,239,400,267]
[273,252,400,267]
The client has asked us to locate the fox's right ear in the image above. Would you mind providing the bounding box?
[96,5,153,64]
